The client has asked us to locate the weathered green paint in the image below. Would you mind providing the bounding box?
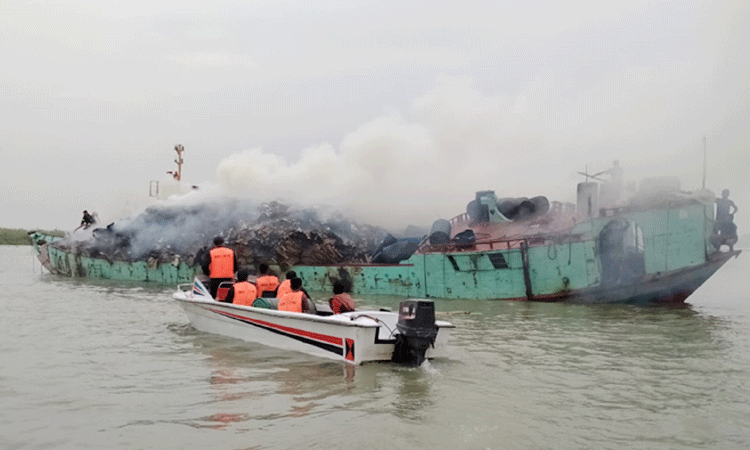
[582,203,710,274]
[31,232,198,285]
[295,202,715,300]
[525,239,600,294]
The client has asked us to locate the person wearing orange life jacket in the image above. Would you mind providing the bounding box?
[224,268,258,306]
[201,236,238,299]
[275,270,296,298]
[329,279,356,314]
[255,263,280,297]
[278,278,313,313]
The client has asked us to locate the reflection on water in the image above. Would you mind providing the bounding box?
[391,366,435,422]
[3,246,750,450]
[176,324,443,429]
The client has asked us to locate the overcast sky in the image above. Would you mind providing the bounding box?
[1,0,748,233]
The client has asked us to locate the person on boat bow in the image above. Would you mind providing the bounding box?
[201,236,238,299]
[278,278,314,313]
[711,189,739,252]
[715,189,738,222]
[224,268,257,306]
[256,263,280,297]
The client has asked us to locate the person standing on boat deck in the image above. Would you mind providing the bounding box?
[604,160,624,203]
[715,189,738,222]
[225,268,257,306]
[201,236,238,299]
[329,279,355,314]
[275,270,296,298]
[256,263,280,297]
[278,278,312,313]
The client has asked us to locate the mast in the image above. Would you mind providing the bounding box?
[173,144,184,181]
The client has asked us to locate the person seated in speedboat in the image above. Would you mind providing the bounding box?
[256,263,280,297]
[224,268,257,306]
[278,278,315,313]
[275,270,295,298]
[276,270,312,300]
[329,280,355,314]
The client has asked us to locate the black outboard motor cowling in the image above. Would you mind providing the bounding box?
[391,300,438,365]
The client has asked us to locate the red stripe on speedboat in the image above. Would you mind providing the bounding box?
[207,307,344,346]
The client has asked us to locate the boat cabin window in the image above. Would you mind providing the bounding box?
[623,220,645,254]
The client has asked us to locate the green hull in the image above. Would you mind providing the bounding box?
[294,202,735,303]
[29,232,198,285]
[28,199,736,300]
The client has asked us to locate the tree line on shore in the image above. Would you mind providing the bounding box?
[0,228,64,245]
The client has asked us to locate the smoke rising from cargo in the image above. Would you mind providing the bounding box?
[210,76,723,232]
[213,77,558,231]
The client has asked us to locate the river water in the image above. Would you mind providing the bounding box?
[1,245,749,450]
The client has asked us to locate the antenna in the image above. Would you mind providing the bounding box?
[577,164,606,183]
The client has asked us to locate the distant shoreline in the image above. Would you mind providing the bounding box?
[0,228,65,246]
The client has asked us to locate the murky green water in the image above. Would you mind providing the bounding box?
[1,245,748,449]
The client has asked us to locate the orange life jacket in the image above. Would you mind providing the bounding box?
[275,279,292,298]
[256,275,280,295]
[209,247,235,278]
[232,281,257,306]
[278,291,305,313]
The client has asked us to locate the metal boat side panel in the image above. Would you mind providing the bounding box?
[628,204,708,274]
[43,244,197,284]
[295,263,426,298]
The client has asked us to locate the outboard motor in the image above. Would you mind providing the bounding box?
[391,300,438,366]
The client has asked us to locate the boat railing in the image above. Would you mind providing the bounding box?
[417,232,586,254]
[449,213,469,226]
[417,212,587,254]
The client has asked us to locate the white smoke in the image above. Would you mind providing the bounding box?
[213,77,554,231]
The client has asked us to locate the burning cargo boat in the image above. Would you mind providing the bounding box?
[293,179,740,305]
[29,200,388,285]
[29,172,739,305]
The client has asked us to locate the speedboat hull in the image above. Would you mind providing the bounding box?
[172,282,453,365]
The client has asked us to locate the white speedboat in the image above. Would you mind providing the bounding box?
[172,279,454,365]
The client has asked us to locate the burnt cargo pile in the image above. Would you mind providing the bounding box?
[52,200,390,270]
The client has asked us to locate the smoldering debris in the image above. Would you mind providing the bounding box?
[52,199,390,270]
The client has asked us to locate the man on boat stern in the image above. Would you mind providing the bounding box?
[329,279,355,314]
